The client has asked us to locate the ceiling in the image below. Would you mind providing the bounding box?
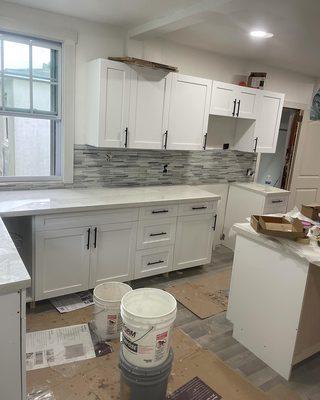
[4,0,320,77]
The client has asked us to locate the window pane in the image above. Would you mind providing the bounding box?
[0,116,58,177]
[33,81,57,113]
[4,76,30,109]
[32,46,57,81]
[3,41,29,78]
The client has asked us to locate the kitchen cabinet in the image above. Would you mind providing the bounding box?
[35,227,91,300]
[210,81,259,120]
[254,90,285,153]
[87,59,131,148]
[166,73,212,150]
[128,67,172,149]
[173,213,216,271]
[135,246,174,279]
[90,221,137,286]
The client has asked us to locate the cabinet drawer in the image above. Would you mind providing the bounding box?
[134,246,173,279]
[178,201,217,216]
[263,196,289,214]
[139,204,178,220]
[137,218,176,250]
[35,208,139,231]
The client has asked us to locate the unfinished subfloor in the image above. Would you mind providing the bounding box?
[27,246,320,400]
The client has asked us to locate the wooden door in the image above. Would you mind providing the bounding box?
[101,60,131,147]
[173,214,215,270]
[255,91,285,153]
[35,228,91,300]
[128,67,172,149]
[288,119,320,209]
[167,74,212,150]
[210,81,237,117]
[90,222,137,286]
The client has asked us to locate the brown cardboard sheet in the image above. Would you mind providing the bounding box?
[166,270,231,319]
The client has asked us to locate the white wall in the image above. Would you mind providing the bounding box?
[0,1,125,145]
[127,38,316,108]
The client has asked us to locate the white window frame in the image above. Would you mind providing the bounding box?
[0,23,76,184]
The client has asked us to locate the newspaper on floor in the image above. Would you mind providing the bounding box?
[50,291,93,313]
[26,324,96,371]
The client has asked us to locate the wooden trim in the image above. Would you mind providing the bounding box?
[108,56,178,72]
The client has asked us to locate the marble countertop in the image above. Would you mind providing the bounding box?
[231,182,290,196]
[0,219,31,294]
[232,222,320,266]
[0,185,220,217]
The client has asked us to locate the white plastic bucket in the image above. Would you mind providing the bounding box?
[121,288,177,368]
[93,282,132,340]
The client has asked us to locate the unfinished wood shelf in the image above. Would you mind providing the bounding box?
[108,56,178,72]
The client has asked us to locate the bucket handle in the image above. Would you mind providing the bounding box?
[125,326,154,343]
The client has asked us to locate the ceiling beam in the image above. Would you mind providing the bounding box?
[127,0,238,40]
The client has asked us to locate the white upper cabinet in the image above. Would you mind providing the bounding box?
[87,59,131,148]
[210,81,258,119]
[255,91,285,153]
[128,67,172,149]
[166,74,212,150]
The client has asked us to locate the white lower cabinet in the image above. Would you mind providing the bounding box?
[134,246,174,279]
[90,222,137,287]
[35,227,91,300]
[173,214,216,271]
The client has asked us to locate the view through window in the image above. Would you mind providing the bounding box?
[0,32,61,179]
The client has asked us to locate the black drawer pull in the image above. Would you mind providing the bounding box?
[86,228,91,250]
[271,200,283,204]
[147,260,164,266]
[150,232,167,237]
[152,210,169,214]
[192,206,207,210]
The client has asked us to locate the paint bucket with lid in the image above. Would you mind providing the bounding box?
[119,346,173,400]
[93,282,132,340]
[120,288,177,368]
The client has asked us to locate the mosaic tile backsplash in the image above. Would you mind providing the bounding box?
[0,145,256,190]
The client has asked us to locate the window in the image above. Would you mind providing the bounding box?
[0,32,61,179]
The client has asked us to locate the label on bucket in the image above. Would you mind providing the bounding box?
[122,323,172,366]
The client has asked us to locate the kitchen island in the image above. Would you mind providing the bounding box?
[227,222,320,380]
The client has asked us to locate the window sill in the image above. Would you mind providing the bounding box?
[0,177,70,190]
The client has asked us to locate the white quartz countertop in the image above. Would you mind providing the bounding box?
[0,185,220,217]
[232,222,320,266]
[231,182,290,196]
[0,219,31,294]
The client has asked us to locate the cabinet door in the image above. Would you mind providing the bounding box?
[90,222,137,286]
[129,68,172,149]
[173,214,215,271]
[167,74,212,150]
[255,91,285,153]
[35,228,90,300]
[101,60,131,147]
[237,86,259,119]
[135,246,173,279]
[210,81,237,117]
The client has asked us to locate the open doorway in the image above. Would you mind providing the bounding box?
[256,107,303,189]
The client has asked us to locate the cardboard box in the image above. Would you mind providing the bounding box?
[301,204,320,222]
[251,215,306,239]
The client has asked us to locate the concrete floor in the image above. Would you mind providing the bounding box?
[27,245,320,400]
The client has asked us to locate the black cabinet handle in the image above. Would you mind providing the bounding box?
[147,260,164,266]
[213,214,217,231]
[232,99,237,116]
[93,227,98,248]
[192,206,207,210]
[272,200,283,204]
[253,137,258,152]
[236,100,241,117]
[86,228,91,250]
[152,209,169,214]
[124,127,128,148]
[163,130,168,149]
[150,232,167,237]
[203,133,208,150]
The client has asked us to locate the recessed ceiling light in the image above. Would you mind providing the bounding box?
[250,30,274,39]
